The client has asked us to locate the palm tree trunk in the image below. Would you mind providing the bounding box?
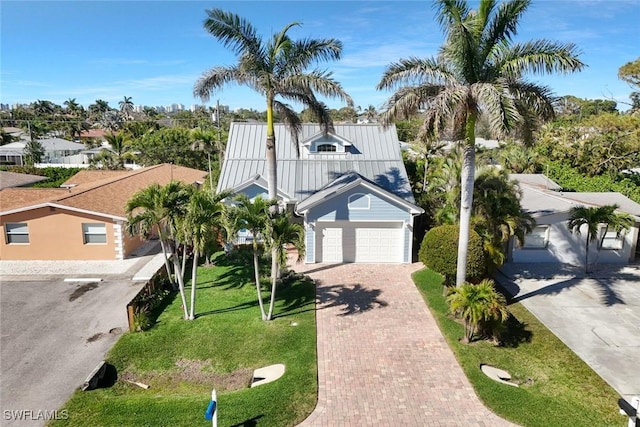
[181,244,187,280]
[267,251,279,320]
[172,250,190,319]
[189,249,198,320]
[456,117,477,287]
[422,156,428,192]
[253,242,267,320]
[157,234,175,289]
[265,100,278,201]
[585,235,590,273]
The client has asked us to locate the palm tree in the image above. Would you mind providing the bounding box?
[193,8,352,202]
[377,0,584,286]
[265,212,305,320]
[446,279,509,343]
[126,182,193,319]
[190,128,225,192]
[472,168,535,269]
[64,98,81,116]
[567,204,634,273]
[179,189,228,320]
[89,99,111,120]
[228,194,276,320]
[119,96,134,120]
[104,131,131,168]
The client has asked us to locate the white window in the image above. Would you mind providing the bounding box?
[348,193,370,210]
[83,223,107,244]
[5,223,29,244]
[316,144,337,152]
[600,229,624,250]
[523,226,549,248]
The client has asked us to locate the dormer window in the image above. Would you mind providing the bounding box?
[317,144,337,152]
[303,131,353,154]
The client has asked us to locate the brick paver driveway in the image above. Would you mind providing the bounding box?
[293,263,515,426]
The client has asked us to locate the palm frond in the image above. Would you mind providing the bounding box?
[203,9,262,57]
[497,40,586,77]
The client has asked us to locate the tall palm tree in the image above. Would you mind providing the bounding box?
[265,212,305,320]
[447,279,509,343]
[377,0,584,286]
[119,96,134,120]
[228,194,276,320]
[567,204,634,273]
[193,8,353,201]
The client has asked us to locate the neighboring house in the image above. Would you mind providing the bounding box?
[0,137,86,166]
[217,123,424,264]
[0,164,207,260]
[0,171,48,189]
[508,174,640,266]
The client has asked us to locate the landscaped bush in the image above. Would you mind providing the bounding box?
[418,224,487,285]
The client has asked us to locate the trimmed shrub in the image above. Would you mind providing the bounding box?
[418,224,487,285]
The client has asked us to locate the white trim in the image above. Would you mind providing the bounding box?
[82,222,108,244]
[297,179,423,215]
[1,202,126,221]
[347,193,370,210]
[4,222,30,244]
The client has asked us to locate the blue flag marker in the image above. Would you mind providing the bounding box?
[204,400,216,420]
[205,389,218,426]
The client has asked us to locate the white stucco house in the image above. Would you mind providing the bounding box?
[508,174,640,267]
[217,123,424,264]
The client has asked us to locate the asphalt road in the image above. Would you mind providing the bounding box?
[0,277,144,427]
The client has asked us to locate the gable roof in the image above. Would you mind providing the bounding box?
[0,164,208,220]
[217,122,415,203]
[0,171,48,189]
[296,172,423,215]
[512,174,640,220]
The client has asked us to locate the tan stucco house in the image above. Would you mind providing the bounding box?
[0,164,207,260]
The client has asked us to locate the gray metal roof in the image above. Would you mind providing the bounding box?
[217,122,415,203]
[512,174,640,219]
[296,171,423,214]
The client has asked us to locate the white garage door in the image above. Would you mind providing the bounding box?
[319,222,404,263]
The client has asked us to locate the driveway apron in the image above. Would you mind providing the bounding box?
[293,263,515,426]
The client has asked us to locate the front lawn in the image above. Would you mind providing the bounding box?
[413,268,621,427]
[51,252,317,426]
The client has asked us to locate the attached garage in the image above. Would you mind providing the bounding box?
[297,173,423,264]
[316,222,404,263]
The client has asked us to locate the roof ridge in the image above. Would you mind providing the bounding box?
[54,164,165,203]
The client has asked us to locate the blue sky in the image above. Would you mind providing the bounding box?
[2,0,639,112]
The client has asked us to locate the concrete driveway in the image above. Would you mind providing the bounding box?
[498,263,640,402]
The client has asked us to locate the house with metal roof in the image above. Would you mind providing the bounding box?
[0,164,207,260]
[217,122,424,264]
[508,174,640,266]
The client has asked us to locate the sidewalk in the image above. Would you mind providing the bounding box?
[0,240,164,280]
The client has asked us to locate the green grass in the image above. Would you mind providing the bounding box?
[51,251,317,427]
[412,268,622,427]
